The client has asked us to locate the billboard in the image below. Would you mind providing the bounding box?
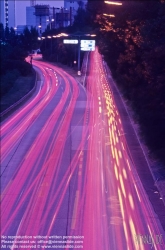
[80,40,95,51]
[63,39,78,44]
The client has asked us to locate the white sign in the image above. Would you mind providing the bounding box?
[80,40,95,51]
[63,39,78,44]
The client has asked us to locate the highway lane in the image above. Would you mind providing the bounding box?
[1,58,89,248]
[1,52,165,250]
[66,48,165,250]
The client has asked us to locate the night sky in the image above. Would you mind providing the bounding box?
[16,0,63,25]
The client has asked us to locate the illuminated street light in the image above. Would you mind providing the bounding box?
[14,27,17,34]
[103,13,115,17]
[85,34,96,37]
[46,17,55,29]
[38,25,42,36]
[44,33,69,59]
[104,1,122,5]
[66,32,97,75]
[60,33,69,37]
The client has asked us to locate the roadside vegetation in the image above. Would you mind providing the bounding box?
[0,24,38,112]
[86,0,165,166]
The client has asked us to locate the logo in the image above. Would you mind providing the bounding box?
[134,232,164,249]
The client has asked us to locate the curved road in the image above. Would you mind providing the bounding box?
[1,51,165,250]
[1,58,88,249]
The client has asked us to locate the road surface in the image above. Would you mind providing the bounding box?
[1,51,165,250]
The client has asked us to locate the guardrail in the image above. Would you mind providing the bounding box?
[0,69,37,122]
[81,52,89,87]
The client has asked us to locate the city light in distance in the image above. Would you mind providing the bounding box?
[104,1,122,5]
[60,33,69,37]
[103,13,115,17]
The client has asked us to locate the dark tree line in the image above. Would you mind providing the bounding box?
[0,24,39,99]
[92,1,165,164]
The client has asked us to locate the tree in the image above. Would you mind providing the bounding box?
[20,26,39,52]
[0,23,5,41]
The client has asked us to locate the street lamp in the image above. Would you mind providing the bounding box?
[44,33,68,54]
[60,33,69,37]
[67,32,96,75]
[47,17,55,30]
[47,36,53,53]
[14,27,17,35]
[38,36,45,53]
[38,25,42,36]
[103,13,115,17]
[51,18,54,29]
[104,1,122,5]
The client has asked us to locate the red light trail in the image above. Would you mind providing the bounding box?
[1,52,164,250]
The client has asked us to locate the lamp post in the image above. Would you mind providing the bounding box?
[47,17,54,30]
[38,36,45,51]
[47,36,53,54]
[38,25,42,37]
[103,13,115,17]
[51,19,54,29]
[104,1,122,5]
[43,33,68,56]
[14,27,17,35]
[67,32,96,75]
[78,36,81,75]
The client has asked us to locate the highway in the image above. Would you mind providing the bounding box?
[1,50,165,250]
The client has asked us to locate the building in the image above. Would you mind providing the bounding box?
[26,5,49,35]
[64,0,87,25]
[26,4,75,34]
[0,0,5,26]
[52,7,72,29]
[64,0,87,11]
[0,0,16,28]
[25,1,87,35]
[26,6,36,27]
[26,5,50,35]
